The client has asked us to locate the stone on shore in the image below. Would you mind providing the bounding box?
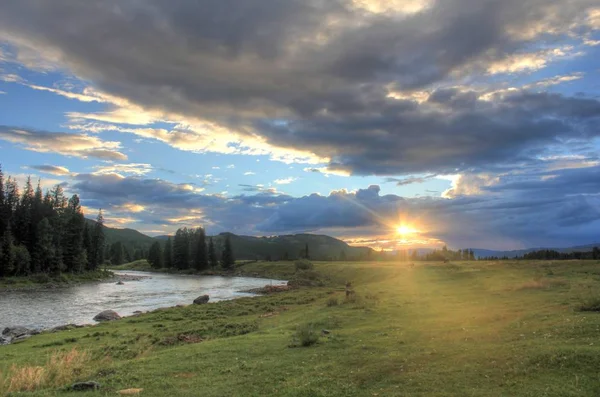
[93,310,121,322]
[193,295,210,304]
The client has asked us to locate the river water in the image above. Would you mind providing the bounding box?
[0,271,286,331]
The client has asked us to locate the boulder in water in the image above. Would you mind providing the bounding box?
[116,281,125,285]
[193,295,210,305]
[93,310,121,322]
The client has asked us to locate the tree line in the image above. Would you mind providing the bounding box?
[0,166,105,277]
[480,247,600,261]
[147,227,235,270]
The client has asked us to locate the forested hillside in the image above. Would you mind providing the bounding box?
[158,232,373,261]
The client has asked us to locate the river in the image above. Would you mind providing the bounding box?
[0,271,286,331]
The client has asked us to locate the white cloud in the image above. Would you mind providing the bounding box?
[486,47,579,75]
[442,174,500,198]
[274,177,297,185]
[92,163,153,176]
[244,171,256,175]
[28,165,72,176]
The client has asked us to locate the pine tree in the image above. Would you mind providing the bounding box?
[14,245,31,276]
[35,218,57,274]
[208,237,218,268]
[0,227,15,277]
[221,234,234,269]
[304,243,310,260]
[193,228,208,271]
[0,165,6,237]
[82,223,91,260]
[13,176,33,247]
[89,210,105,270]
[63,195,85,272]
[164,236,173,268]
[148,241,163,268]
[173,228,190,269]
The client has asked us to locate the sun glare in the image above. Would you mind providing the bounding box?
[396,225,418,236]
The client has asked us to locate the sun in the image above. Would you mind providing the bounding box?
[396,225,418,236]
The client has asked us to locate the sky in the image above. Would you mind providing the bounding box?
[0,0,599,251]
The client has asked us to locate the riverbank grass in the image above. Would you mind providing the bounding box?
[2,260,600,396]
[0,270,114,291]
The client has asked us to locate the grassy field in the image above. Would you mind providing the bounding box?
[2,260,600,396]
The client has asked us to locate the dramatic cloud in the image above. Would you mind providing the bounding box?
[1,0,598,175]
[0,125,127,161]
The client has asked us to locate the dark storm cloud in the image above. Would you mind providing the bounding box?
[1,0,599,175]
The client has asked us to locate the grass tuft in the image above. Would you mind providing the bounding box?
[1,348,89,394]
[326,296,339,307]
[290,323,320,347]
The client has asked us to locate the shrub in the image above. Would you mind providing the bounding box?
[326,297,339,307]
[30,273,51,284]
[291,323,319,347]
[294,259,313,272]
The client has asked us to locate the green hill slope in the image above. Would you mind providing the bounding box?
[209,232,372,261]
[84,218,156,257]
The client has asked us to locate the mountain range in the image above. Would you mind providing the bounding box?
[88,218,599,261]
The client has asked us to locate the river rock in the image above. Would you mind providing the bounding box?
[51,324,84,332]
[93,310,121,322]
[0,336,10,345]
[2,326,32,338]
[71,381,101,391]
[193,295,210,305]
[116,281,125,285]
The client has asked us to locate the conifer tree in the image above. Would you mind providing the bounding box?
[148,241,163,268]
[193,228,208,271]
[208,237,218,268]
[164,236,173,268]
[173,228,190,269]
[0,226,15,277]
[89,210,105,270]
[221,234,235,269]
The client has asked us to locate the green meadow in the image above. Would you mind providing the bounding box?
[2,260,600,396]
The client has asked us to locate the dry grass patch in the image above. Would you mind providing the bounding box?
[517,278,568,290]
[0,348,89,394]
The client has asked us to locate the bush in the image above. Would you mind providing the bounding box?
[294,259,313,272]
[326,297,339,307]
[30,273,51,284]
[578,295,600,312]
[290,323,319,347]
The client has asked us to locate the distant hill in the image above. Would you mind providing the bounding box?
[157,232,372,261]
[84,218,156,256]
